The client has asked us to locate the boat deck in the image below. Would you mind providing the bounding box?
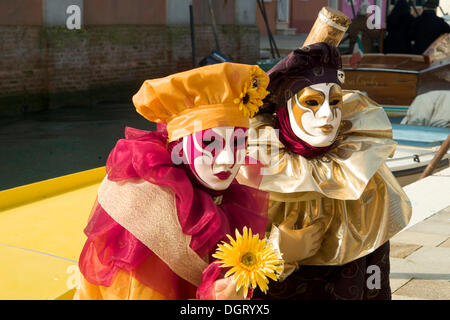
[342,54,429,72]
[386,124,450,186]
[392,124,450,147]
[0,168,104,300]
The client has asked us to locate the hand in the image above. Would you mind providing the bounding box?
[278,210,325,263]
[213,277,249,300]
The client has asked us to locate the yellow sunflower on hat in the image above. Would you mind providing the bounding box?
[234,66,270,118]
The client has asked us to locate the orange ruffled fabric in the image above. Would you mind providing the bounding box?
[75,200,197,300]
[75,270,168,300]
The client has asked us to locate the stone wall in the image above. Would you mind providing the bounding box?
[0,24,260,115]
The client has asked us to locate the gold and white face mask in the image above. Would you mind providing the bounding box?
[287,83,343,147]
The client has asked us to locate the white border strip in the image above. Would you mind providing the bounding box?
[318,12,347,32]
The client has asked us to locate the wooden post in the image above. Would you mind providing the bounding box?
[303,7,352,48]
[207,0,221,52]
[408,0,419,17]
[189,2,196,68]
[419,134,450,180]
[349,0,356,18]
[257,0,280,58]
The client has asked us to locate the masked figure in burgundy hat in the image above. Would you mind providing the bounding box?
[238,42,411,300]
[74,62,272,300]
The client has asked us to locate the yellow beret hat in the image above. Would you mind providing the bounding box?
[132,62,269,142]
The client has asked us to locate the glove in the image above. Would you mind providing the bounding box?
[278,210,325,263]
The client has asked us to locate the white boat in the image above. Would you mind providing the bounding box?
[387,124,450,186]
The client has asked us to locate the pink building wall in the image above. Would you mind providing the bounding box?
[84,0,166,25]
[290,0,329,33]
[0,0,42,25]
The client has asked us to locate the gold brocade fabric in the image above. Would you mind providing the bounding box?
[97,177,208,286]
[238,90,412,267]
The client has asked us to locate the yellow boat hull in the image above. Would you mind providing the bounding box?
[0,167,105,300]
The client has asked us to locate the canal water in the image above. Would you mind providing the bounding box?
[0,107,408,191]
[0,103,153,190]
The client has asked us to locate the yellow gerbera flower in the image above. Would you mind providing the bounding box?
[212,226,283,298]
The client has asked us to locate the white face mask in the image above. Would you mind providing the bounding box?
[287,83,343,147]
[182,127,247,191]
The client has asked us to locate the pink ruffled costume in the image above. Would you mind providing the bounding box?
[75,127,268,300]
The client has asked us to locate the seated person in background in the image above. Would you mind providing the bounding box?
[345,4,381,54]
[401,91,450,128]
[409,0,450,54]
[384,0,414,54]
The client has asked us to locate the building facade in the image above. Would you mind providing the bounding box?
[256,0,332,35]
[0,0,260,114]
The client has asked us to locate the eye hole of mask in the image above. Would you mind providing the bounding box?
[305,100,319,106]
[202,136,216,148]
[330,99,341,105]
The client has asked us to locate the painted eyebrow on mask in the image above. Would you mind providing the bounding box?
[329,85,343,108]
[329,84,342,97]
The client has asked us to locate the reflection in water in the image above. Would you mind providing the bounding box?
[0,103,154,190]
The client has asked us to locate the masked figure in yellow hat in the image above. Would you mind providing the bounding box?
[238,42,412,300]
[74,63,271,300]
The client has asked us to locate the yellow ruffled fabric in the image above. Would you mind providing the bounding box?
[238,90,412,267]
[73,271,167,300]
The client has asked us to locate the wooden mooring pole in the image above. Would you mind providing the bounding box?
[419,134,450,180]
